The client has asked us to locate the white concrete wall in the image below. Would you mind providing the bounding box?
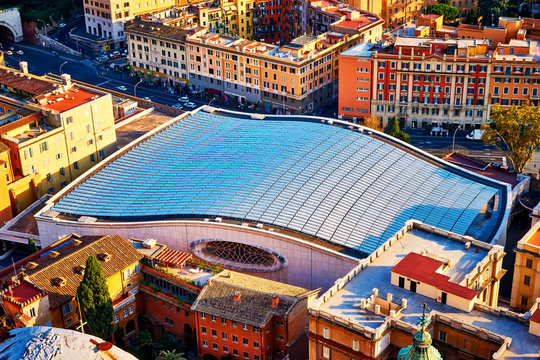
[37,218,359,290]
[0,8,23,42]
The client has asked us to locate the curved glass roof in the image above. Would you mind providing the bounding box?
[52,110,502,254]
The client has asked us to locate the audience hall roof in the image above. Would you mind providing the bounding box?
[51,110,504,254]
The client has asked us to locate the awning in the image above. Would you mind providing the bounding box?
[154,248,192,267]
[207,88,222,96]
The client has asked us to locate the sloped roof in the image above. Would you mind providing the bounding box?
[0,234,143,309]
[0,67,57,95]
[192,271,314,327]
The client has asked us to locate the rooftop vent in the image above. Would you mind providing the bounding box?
[49,251,60,259]
[74,265,85,275]
[53,277,67,287]
[143,238,157,249]
[26,262,39,270]
[72,239,82,246]
[233,291,241,301]
[271,293,279,308]
[464,241,471,250]
[98,252,111,262]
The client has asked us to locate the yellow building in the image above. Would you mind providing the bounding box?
[0,234,144,343]
[511,223,540,311]
[0,67,117,220]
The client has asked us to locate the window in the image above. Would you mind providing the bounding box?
[90,154,96,162]
[47,173,52,182]
[211,329,217,337]
[243,352,249,359]
[201,327,207,335]
[352,339,359,351]
[123,309,128,318]
[74,161,79,170]
[525,258,533,268]
[60,167,65,176]
[65,116,73,124]
[243,338,248,345]
[211,315,216,322]
[223,346,229,353]
[29,307,36,317]
[39,142,48,152]
[521,296,529,307]
[129,305,133,314]
[222,318,227,325]
[322,346,330,358]
[222,332,227,340]
[62,302,73,316]
[254,341,259,348]
[114,314,119,323]
[201,313,206,319]
[202,340,208,348]
[232,335,238,343]
[212,343,218,350]
[242,324,248,330]
[233,349,239,356]
[524,275,531,286]
[439,330,447,342]
[323,327,330,339]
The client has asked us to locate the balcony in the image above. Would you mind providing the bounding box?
[112,289,137,311]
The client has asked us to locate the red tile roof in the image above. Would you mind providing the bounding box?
[391,252,478,300]
[0,68,57,95]
[421,14,442,20]
[1,280,45,305]
[38,86,103,113]
[444,152,519,188]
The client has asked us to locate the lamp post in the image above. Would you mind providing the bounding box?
[36,19,47,34]
[59,61,68,74]
[452,124,461,153]
[208,97,216,106]
[134,79,143,98]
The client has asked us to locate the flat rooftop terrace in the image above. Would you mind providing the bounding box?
[38,86,104,113]
[314,227,539,358]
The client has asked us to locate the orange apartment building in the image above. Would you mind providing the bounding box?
[338,37,539,128]
[192,271,319,360]
[510,221,540,312]
[0,234,143,344]
[185,11,382,114]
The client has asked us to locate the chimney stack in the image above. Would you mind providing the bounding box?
[19,61,28,74]
[271,293,279,308]
[61,73,71,87]
[233,291,241,301]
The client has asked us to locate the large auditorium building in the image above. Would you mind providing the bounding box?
[35,107,512,290]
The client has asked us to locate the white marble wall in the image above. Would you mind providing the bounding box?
[37,218,359,290]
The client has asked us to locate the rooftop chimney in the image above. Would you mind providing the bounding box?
[234,291,241,301]
[61,73,71,87]
[271,293,279,308]
[19,61,28,74]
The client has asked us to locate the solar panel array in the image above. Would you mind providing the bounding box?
[52,111,501,254]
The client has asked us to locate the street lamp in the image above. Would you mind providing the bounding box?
[452,124,462,153]
[59,61,68,74]
[36,19,47,34]
[208,97,216,106]
[134,79,143,98]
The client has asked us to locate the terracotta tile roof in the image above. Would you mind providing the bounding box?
[0,141,9,153]
[0,111,43,135]
[0,234,143,309]
[391,252,478,300]
[0,67,57,95]
[192,271,315,328]
[0,280,46,306]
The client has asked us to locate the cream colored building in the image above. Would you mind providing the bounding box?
[511,223,540,311]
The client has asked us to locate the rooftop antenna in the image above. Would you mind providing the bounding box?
[419,302,430,332]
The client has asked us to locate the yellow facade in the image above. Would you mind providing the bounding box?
[511,226,540,311]
[0,72,117,219]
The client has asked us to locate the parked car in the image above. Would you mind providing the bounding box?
[16,50,23,55]
[6,51,12,55]
[52,50,58,56]
[142,96,151,101]
[178,96,189,102]
[184,102,196,108]
[117,85,127,91]
[172,103,182,109]
[59,23,66,28]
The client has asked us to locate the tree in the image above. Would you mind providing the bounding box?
[136,330,152,348]
[464,8,478,25]
[384,116,410,143]
[362,115,383,132]
[481,102,540,173]
[425,3,460,21]
[27,238,39,254]
[76,256,114,339]
[157,350,186,360]
[477,0,507,26]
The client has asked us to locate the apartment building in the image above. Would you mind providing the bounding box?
[0,234,143,344]
[125,19,204,87]
[83,0,177,47]
[192,271,319,360]
[338,37,540,128]
[184,11,382,113]
[510,223,540,312]
[0,66,117,219]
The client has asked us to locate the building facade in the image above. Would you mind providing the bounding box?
[511,223,540,311]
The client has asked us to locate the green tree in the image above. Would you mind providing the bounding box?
[477,0,507,26]
[27,238,38,254]
[481,102,540,173]
[76,256,114,339]
[157,350,186,360]
[464,8,478,25]
[384,116,410,143]
[425,3,460,21]
[136,330,152,348]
